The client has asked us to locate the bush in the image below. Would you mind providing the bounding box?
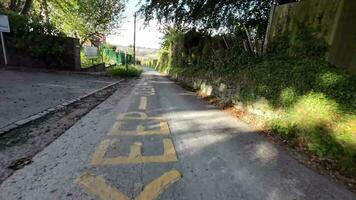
[80,49,103,68]
[107,65,142,77]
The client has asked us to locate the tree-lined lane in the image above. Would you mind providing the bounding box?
[0,68,355,200]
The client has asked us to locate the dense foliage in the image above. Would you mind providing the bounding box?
[149,28,356,177]
[1,0,125,44]
[0,0,33,15]
[41,0,124,44]
[140,0,299,55]
[0,9,67,61]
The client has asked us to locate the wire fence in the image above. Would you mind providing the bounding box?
[101,46,133,65]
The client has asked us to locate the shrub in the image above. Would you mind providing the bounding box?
[80,49,103,68]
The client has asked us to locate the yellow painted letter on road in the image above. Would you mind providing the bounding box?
[108,120,169,136]
[139,96,147,110]
[90,138,178,165]
[138,169,182,200]
[108,112,170,136]
[76,170,182,200]
[76,173,129,200]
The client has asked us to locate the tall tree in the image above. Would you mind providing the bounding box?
[140,0,275,55]
[43,0,125,45]
[140,0,273,33]
[1,0,34,14]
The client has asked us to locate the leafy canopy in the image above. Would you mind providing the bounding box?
[140,0,274,33]
[44,0,125,44]
[1,0,125,44]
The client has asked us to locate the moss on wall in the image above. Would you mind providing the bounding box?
[268,0,356,74]
[328,0,356,74]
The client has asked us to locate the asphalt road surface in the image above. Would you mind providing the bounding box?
[0,68,355,200]
[0,69,119,128]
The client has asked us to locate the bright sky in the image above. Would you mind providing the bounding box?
[106,0,163,49]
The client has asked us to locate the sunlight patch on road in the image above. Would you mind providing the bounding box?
[250,142,278,165]
[177,134,234,155]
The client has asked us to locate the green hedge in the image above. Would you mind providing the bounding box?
[107,65,142,77]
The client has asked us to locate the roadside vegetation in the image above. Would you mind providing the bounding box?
[1,0,124,45]
[0,10,66,64]
[80,50,103,68]
[1,0,125,69]
[107,65,142,77]
[141,0,356,178]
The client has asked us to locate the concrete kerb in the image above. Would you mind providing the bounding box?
[0,80,123,136]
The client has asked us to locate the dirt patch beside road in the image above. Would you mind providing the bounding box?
[0,78,138,183]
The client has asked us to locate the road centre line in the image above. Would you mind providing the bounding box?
[77,93,182,200]
[139,96,147,110]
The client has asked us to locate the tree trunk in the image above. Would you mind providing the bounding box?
[41,0,49,24]
[20,0,33,15]
[9,0,16,10]
[243,24,254,54]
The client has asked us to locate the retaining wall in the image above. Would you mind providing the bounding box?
[267,0,356,74]
[0,36,81,70]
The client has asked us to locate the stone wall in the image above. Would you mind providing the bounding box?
[267,0,356,74]
[0,36,81,71]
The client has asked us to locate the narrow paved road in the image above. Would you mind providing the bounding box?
[1,68,355,200]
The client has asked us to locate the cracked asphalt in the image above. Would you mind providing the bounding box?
[0,68,355,200]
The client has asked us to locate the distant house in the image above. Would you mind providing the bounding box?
[83,34,106,47]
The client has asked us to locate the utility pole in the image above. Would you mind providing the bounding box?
[133,12,136,65]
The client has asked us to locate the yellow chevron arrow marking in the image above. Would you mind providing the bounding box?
[76,170,182,200]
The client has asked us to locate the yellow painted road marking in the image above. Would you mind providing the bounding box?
[160,121,169,133]
[129,142,142,158]
[91,139,114,165]
[138,170,182,200]
[139,96,147,110]
[76,170,182,200]
[76,173,129,200]
[91,138,178,165]
[135,93,155,96]
[117,112,148,120]
[108,120,169,136]
[108,112,170,136]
